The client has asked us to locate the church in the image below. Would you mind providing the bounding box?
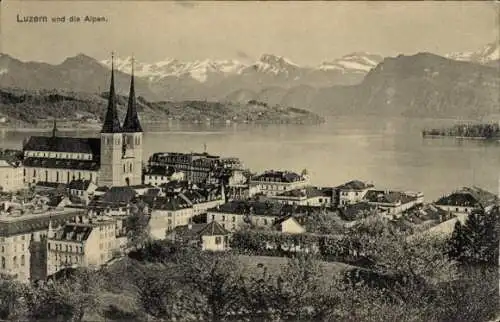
[22,56,143,188]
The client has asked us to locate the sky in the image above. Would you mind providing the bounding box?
[2,1,499,66]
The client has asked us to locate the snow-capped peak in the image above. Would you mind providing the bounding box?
[446,42,499,64]
[100,57,247,82]
[318,52,383,73]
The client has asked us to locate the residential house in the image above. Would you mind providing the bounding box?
[273,215,306,234]
[0,159,24,192]
[144,165,175,187]
[434,186,498,215]
[335,180,374,206]
[67,179,97,205]
[249,170,310,197]
[88,186,137,217]
[145,196,194,240]
[207,200,284,232]
[46,217,118,277]
[166,221,231,251]
[266,186,331,207]
[363,190,424,218]
[179,187,225,217]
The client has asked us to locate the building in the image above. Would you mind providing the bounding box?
[67,179,97,205]
[273,215,306,234]
[46,217,119,277]
[166,221,231,251]
[147,152,221,184]
[434,186,498,215]
[22,56,144,189]
[0,159,24,192]
[335,180,374,206]
[266,186,331,207]
[207,200,284,232]
[0,208,84,282]
[363,190,424,218]
[88,186,138,217]
[144,166,176,187]
[249,170,310,197]
[146,196,194,240]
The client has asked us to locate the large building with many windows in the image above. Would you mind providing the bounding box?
[22,56,144,189]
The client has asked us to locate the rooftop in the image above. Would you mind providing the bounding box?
[435,186,498,208]
[173,221,230,240]
[210,200,283,217]
[336,180,374,191]
[24,157,100,171]
[23,136,100,156]
[252,170,305,183]
[364,190,419,205]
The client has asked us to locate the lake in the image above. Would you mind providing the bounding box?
[1,116,499,202]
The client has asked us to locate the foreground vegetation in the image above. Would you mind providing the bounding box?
[0,207,496,321]
[0,88,324,126]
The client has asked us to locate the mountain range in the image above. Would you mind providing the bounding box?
[0,42,498,119]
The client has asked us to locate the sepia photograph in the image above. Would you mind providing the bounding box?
[0,0,499,321]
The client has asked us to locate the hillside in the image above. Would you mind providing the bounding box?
[0,88,324,127]
[301,53,500,119]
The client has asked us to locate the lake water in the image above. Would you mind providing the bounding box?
[2,116,499,202]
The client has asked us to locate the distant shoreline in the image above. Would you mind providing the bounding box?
[0,118,325,132]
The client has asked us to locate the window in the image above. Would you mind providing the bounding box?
[215,236,221,245]
[33,169,36,177]
[1,246,3,253]
[123,164,126,173]
[78,172,82,180]
[129,164,132,172]
[65,245,68,252]
[232,216,235,222]
[222,216,225,221]
[21,255,25,266]
[456,208,459,212]
[56,172,59,182]
[1,257,4,269]
[21,235,25,241]
[12,256,16,267]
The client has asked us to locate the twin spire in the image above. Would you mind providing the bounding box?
[101,52,143,134]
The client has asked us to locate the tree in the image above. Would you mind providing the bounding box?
[448,207,499,265]
[125,204,151,249]
[0,276,29,321]
[177,248,245,321]
[25,268,103,322]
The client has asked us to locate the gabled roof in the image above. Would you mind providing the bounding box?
[23,137,100,155]
[173,221,230,240]
[146,196,191,211]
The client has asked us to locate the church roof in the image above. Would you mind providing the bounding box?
[23,136,100,155]
[101,57,122,134]
[23,157,100,171]
[122,64,143,133]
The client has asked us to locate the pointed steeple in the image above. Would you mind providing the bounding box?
[101,52,122,133]
[122,56,143,133]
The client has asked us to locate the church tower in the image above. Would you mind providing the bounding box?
[121,57,143,186]
[99,53,124,188]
